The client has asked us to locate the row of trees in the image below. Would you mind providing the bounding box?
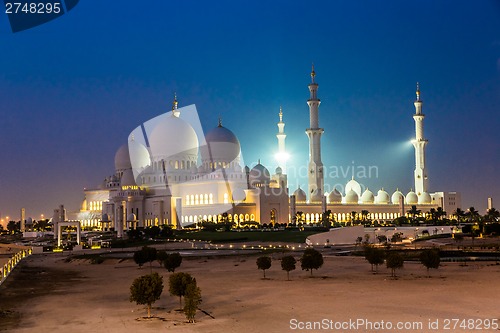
[129,271,202,322]
[256,248,324,280]
[133,246,183,273]
[129,249,202,323]
[364,246,440,277]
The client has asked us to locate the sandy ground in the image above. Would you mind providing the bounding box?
[1,250,499,333]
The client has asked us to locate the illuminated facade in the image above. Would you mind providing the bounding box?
[78,68,460,232]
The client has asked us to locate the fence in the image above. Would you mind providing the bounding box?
[0,247,32,286]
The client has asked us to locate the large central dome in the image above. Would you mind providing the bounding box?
[148,115,199,161]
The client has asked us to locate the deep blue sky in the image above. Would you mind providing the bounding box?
[0,0,499,221]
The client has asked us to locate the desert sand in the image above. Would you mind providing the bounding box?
[1,247,499,333]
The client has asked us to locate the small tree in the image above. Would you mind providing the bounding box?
[281,255,296,280]
[364,246,385,273]
[355,236,363,249]
[256,256,272,278]
[164,252,183,272]
[134,246,157,272]
[169,272,194,309]
[420,249,440,276]
[300,248,324,276]
[133,249,148,269]
[184,279,202,323]
[143,246,158,272]
[129,272,164,318]
[386,252,404,278]
[157,250,168,266]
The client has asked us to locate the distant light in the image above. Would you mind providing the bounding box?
[275,152,290,163]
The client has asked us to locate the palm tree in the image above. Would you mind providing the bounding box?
[428,208,438,224]
[453,208,466,224]
[350,211,357,226]
[295,211,304,224]
[466,207,480,223]
[466,207,482,246]
[321,210,332,228]
[485,208,500,222]
[361,210,370,222]
[436,207,446,220]
[407,205,421,225]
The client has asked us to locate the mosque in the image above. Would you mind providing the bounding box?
[77,67,460,234]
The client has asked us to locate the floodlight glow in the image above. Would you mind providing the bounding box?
[275,152,290,163]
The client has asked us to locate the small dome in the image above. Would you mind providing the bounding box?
[120,169,136,186]
[361,188,375,203]
[275,166,282,175]
[345,189,359,204]
[101,213,110,222]
[26,217,33,225]
[391,189,405,204]
[128,139,151,173]
[127,213,137,222]
[201,124,240,164]
[406,190,418,205]
[115,144,131,171]
[418,192,432,204]
[345,178,362,197]
[249,163,270,187]
[328,189,342,203]
[376,189,390,204]
[148,115,198,161]
[232,188,246,202]
[294,187,307,203]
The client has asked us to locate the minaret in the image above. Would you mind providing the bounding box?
[411,82,428,195]
[275,106,288,173]
[172,92,180,117]
[306,64,324,202]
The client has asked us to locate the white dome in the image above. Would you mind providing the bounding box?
[418,192,432,204]
[361,189,375,203]
[345,189,359,204]
[232,188,246,202]
[294,187,307,203]
[376,189,390,204]
[115,144,131,171]
[391,189,404,204]
[148,115,198,161]
[328,189,342,203]
[249,163,270,187]
[345,178,362,197]
[201,124,240,164]
[129,139,151,172]
[275,166,283,175]
[406,190,418,205]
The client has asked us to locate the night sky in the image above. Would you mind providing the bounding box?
[0,0,499,222]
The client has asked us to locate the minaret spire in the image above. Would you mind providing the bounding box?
[172,92,180,117]
[411,82,428,195]
[306,65,324,202]
[276,106,288,172]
